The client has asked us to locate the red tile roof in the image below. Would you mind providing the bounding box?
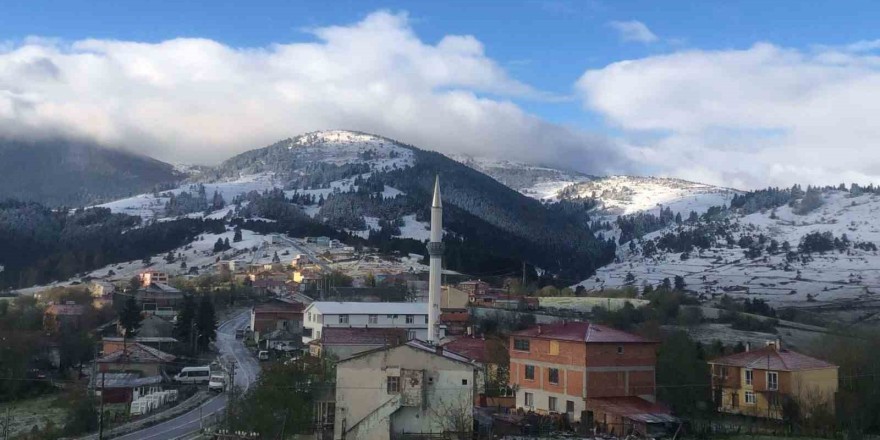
[443,336,491,364]
[321,327,407,346]
[708,345,836,371]
[510,321,657,344]
[439,312,469,323]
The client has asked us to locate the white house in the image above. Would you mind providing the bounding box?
[302,302,446,344]
[334,340,479,440]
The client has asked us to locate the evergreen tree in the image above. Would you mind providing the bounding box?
[660,277,672,291]
[119,296,143,337]
[674,275,687,291]
[195,296,217,352]
[224,238,231,249]
[174,295,197,348]
[272,251,281,264]
[233,226,243,243]
[213,238,225,253]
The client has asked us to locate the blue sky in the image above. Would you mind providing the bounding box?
[4,0,880,187]
[5,0,877,124]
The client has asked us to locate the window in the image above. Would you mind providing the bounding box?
[548,368,559,384]
[566,400,575,414]
[744,391,756,405]
[338,314,349,324]
[368,314,378,324]
[424,316,429,324]
[720,366,729,379]
[744,369,753,386]
[617,346,624,354]
[525,365,535,380]
[406,315,414,324]
[549,341,559,355]
[768,371,779,390]
[407,330,417,340]
[387,376,400,394]
[548,396,558,412]
[315,330,321,339]
[524,392,534,408]
[514,339,530,352]
[461,379,468,385]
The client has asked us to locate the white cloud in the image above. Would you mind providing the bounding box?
[608,20,658,44]
[577,42,880,188]
[0,11,625,174]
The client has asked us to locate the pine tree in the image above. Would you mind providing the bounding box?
[224,238,230,249]
[119,296,143,337]
[213,238,224,253]
[174,295,197,347]
[272,251,281,264]
[233,226,243,243]
[195,296,217,352]
[674,275,687,291]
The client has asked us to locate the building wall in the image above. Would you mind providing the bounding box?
[334,346,475,440]
[509,336,657,421]
[712,365,837,419]
[304,310,436,343]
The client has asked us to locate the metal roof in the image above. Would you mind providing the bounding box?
[306,301,428,315]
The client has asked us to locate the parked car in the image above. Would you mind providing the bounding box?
[174,366,211,384]
[208,374,227,392]
[235,328,246,339]
[257,350,269,361]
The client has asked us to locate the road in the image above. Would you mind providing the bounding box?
[113,310,259,440]
[279,236,332,272]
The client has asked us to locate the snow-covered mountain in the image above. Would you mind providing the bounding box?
[577,188,880,309]
[452,155,739,218]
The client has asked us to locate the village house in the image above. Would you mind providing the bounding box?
[133,282,184,317]
[96,342,176,377]
[90,372,164,404]
[310,327,408,359]
[334,340,480,440]
[509,321,675,435]
[440,286,469,311]
[43,302,88,333]
[103,336,178,356]
[439,311,469,336]
[708,341,838,419]
[458,280,492,297]
[138,270,169,286]
[302,302,445,344]
[250,301,305,349]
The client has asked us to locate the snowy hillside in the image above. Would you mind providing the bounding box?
[560,176,739,217]
[577,189,880,308]
[452,155,592,201]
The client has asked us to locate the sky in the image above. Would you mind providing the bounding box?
[3,0,880,189]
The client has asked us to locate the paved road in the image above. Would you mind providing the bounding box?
[114,311,258,440]
[279,236,332,272]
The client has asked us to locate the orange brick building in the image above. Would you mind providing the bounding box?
[509,322,674,433]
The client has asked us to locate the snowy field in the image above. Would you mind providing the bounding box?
[577,190,880,308]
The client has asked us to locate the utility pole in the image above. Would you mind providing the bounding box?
[226,361,237,428]
[98,371,105,440]
[522,261,526,287]
[4,406,11,440]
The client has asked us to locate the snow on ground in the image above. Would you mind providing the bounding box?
[577,190,880,308]
[567,176,739,217]
[99,173,282,220]
[398,215,431,241]
[289,130,415,170]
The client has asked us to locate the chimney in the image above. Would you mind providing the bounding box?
[745,342,751,352]
[537,325,542,335]
[435,345,443,355]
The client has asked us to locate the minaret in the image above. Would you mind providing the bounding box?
[427,176,443,344]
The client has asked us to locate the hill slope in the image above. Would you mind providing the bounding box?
[0,139,183,206]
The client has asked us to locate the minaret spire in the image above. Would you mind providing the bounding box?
[427,175,443,344]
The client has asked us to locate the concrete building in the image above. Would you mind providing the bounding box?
[708,341,838,419]
[310,327,408,359]
[96,342,175,377]
[334,340,479,440]
[138,270,169,287]
[250,301,305,347]
[509,321,673,434]
[302,302,445,343]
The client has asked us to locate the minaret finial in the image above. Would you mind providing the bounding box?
[432,175,442,208]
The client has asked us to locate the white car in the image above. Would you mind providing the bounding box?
[208,374,227,392]
[257,350,269,361]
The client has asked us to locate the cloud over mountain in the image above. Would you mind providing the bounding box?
[0,11,626,175]
[577,42,880,188]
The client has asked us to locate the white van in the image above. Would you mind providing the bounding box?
[208,374,227,392]
[174,366,211,384]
